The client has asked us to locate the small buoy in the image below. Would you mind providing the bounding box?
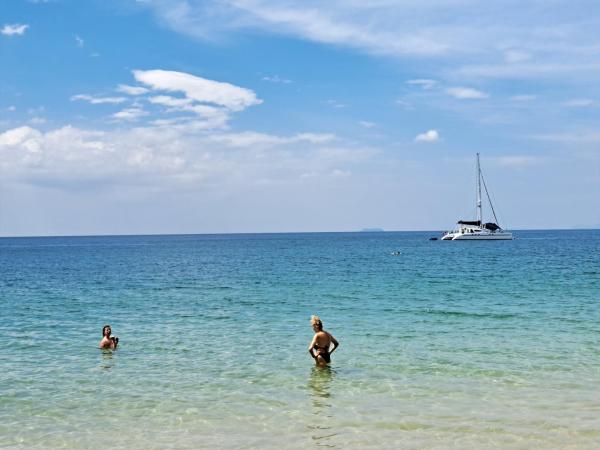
[391,251,401,255]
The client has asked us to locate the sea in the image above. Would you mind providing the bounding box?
[1,230,599,449]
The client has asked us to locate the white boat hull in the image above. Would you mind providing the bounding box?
[441,230,513,240]
[451,233,512,240]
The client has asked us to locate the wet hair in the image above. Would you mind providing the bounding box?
[311,315,323,331]
[102,325,111,336]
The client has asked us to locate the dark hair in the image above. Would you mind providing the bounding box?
[102,325,111,336]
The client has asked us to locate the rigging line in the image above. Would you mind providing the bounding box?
[480,170,500,225]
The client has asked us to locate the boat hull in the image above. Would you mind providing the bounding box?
[452,233,513,240]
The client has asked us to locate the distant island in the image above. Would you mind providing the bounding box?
[360,228,385,232]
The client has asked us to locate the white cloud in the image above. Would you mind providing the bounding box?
[208,131,336,147]
[137,0,600,86]
[562,98,595,107]
[71,94,127,104]
[117,84,150,95]
[144,1,450,57]
[148,95,194,108]
[7,106,16,112]
[406,79,437,90]
[133,69,261,111]
[30,117,47,125]
[112,108,149,121]
[415,129,439,142]
[75,35,84,47]
[446,87,489,100]
[0,124,363,190]
[146,94,229,128]
[262,75,292,84]
[0,126,41,148]
[1,24,29,36]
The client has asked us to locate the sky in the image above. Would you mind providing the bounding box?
[1,0,599,236]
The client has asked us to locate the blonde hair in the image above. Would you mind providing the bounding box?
[311,315,323,330]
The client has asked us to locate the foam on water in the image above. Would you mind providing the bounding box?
[1,231,599,448]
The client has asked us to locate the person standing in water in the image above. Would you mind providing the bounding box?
[308,315,339,366]
[99,324,119,349]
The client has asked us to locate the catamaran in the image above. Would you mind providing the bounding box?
[441,153,513,240]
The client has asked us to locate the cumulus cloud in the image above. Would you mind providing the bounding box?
[0,124,364,189]
[446,87,489,99]
[415,129,439,142]
[0,126,41,148]
[71,94,127,104]
[1,24,29,36]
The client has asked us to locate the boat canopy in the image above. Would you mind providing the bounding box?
[483,222,501,231]
[457,220,502,231]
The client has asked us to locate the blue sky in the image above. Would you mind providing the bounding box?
[1,0,599,235]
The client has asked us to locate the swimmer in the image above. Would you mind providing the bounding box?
[99,324,119,349]
[308,315,339,366]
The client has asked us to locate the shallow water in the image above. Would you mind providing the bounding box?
[1,230,599,448]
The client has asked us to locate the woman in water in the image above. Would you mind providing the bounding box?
[308,315,339,366]
[99,324,119,349]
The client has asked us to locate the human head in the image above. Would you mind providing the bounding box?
[102,325,112,337]
[311,315,323,331]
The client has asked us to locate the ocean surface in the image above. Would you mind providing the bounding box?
[1,230,599,449]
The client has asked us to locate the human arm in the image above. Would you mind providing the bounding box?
[328,333,339,354]
[308,335,317,359]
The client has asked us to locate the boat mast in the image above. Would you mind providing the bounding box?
[476,153,482,224]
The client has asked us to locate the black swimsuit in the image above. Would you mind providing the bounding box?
[313,345,331,363]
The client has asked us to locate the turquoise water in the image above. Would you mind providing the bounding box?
[1,230,599,449]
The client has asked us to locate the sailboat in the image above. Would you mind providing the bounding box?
[441,153,513,240]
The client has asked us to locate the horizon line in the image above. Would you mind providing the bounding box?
[0,227,598,239]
